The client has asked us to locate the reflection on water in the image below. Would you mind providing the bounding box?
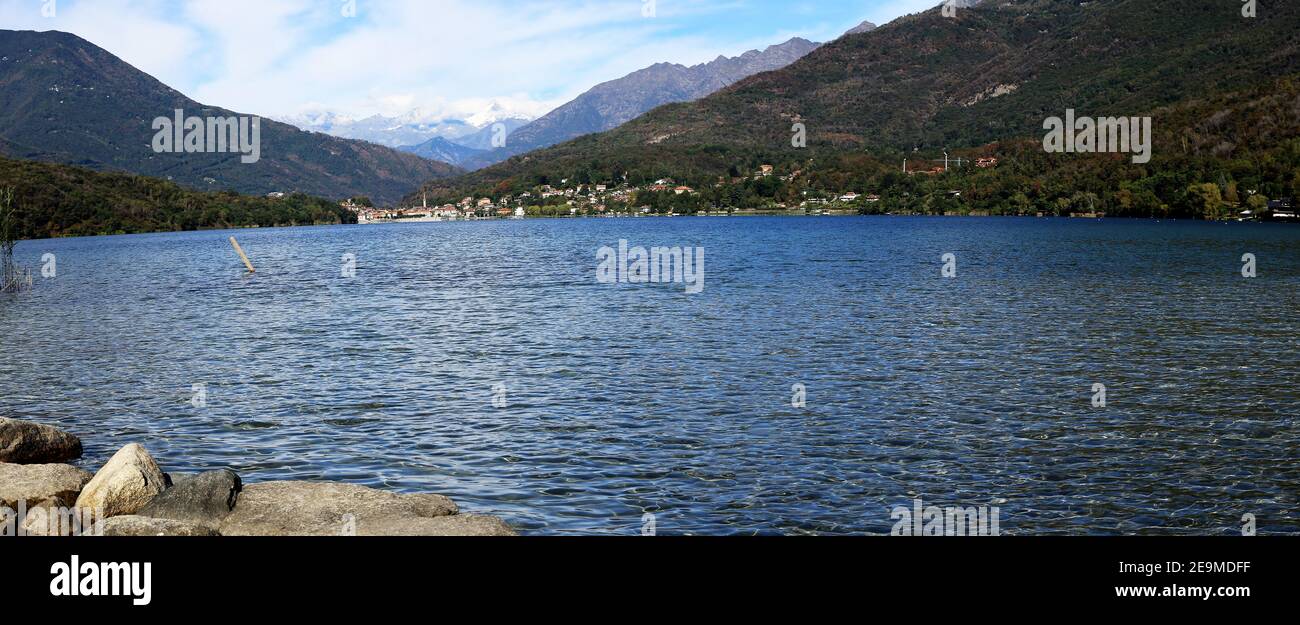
[1,216,1297,535]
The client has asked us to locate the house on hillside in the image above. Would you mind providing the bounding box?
[1269,198,1296,219]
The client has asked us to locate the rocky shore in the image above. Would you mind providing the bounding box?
[0,417,515,536]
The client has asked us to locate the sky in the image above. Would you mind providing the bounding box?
[0,0,940,122]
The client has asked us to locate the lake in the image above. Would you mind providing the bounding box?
[2,216,1298,535]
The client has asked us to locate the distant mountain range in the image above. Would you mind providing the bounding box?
[283,36,824,170]
[398,136,489,168]
[389,117,530,167]
[0,29,460,205]
[457,37,822,169]
[279,104,533,151]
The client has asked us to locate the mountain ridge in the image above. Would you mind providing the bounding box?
[0,29,460,205]
[398,136,489,167]
[460,36,822,169]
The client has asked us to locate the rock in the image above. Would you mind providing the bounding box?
[219,481,459,536]
[74,444,167,517]
[356,514,517,536]
[137,470,241,527]
[93,516,220,537]
[0,417,83,463]
[0,463,93,510]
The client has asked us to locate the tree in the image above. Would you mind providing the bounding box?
[1,187,32,292]
[1185,183,1227,220]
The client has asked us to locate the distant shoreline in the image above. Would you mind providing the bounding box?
[14,212,1298,243]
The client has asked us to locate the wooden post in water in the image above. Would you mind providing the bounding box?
[229,236,255,273]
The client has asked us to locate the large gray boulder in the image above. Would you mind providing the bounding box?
[93,515,220,537]
[75,444,167,517]
[0,463,93,510]
[0,418,82,463]
[219,481,462,536]
[137,470,241,528]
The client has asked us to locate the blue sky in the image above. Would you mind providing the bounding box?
[0,0,939,121]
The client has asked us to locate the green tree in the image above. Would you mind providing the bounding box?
[1186,183,1225,219]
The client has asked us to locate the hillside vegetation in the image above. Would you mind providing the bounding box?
[0,156,355,240]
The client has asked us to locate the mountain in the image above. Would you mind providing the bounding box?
[0,155,355,240]
[460,37,822,169]
[411,0,1300,203]
[279,104,534,152]
[448,117,531,151]
[278,109,480,148]
[397,136,489,167]
[0,30,460,205]
[844,21,878,36]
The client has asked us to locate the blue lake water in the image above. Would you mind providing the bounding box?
[2,216,1298,535]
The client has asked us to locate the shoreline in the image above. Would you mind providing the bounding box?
[0,418,516,537]
[13,212,1299,243]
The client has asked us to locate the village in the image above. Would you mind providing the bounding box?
[346,159,1003,223]
[322,154,1297,224]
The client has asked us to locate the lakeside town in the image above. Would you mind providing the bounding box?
[341,157,1297,223]
[351,161,975,223]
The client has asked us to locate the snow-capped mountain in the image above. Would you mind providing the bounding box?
[278,101,536,151]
